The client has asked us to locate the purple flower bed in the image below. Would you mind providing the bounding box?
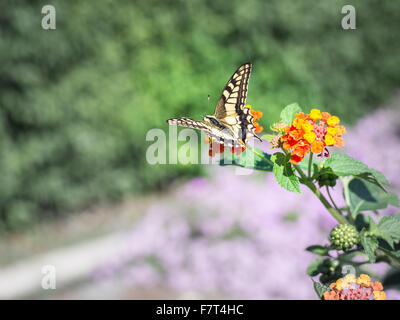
[96,109,400,299]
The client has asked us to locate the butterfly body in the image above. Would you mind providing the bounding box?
[167,63,261,147]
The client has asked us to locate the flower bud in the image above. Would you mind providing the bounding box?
[317,169,338,187]
[329,224,359,251]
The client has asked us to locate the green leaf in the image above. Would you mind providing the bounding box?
[324,154,389,191]
[348,178,399,214]
[368,215,378,234]
[271,153,301,194]
[312,280,329,300]
[377,214,400,248]
[306,245,331,256]
[220,147,273,171]
[324,154,369,176]
[360,229,378,263]
[307,257,324,276]
[280,103,302,125]
[354,213,369,231]
[360,168,389,186]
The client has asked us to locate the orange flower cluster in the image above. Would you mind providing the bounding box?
[248,105,264,134]
[206,105,263,157]
[323,274,386,300]
[280,109,346,164]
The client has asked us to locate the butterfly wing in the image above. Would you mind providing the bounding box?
[167,118,236,146]
[167,118,212,134]
[214,63,260,144]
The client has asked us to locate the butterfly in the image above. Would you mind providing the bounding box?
[167,63,261,147]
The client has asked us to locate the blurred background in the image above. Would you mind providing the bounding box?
[0,0,400,299]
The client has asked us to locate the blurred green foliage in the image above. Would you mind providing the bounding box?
[1,0,399,230]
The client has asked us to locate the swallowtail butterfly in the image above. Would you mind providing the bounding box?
[167,63,261,147]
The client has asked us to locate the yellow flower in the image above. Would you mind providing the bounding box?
[304,131,316,143]
[327,127,337,136]
[336,125,346,135]
[302,121,313,132]
[356,274,371,287]
[309,108,322,120]
[344,273,356,283]
[335,278,345,291]
[373,291,386,300]
[327,116,340,126]
[359,274,370,280]
[324,134,336,146]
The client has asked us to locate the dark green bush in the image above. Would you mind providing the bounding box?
[1,0,399,230]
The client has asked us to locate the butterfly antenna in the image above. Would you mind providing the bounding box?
[207,94,210,108]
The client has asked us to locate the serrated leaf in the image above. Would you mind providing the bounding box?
[378,233,395,249]
[272,153,301,194]
[306,245,331,256]
[360,229,378,263]
[280,103,302,125]
[377,214,400,248]
[348,178,398,213]
[220,147,273,172]
[324,154,369,176]
[363,168,389,186]
[312,280,329,300]
[324,154,389,191]
[368,215,378,234]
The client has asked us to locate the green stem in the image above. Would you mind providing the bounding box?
[307,152,313,178]
[249,146,346,223]
[247,145,274,167]
[351,201,364,220]
[325,186,341,214]
[341,177,353,216]
[293,163,348,224]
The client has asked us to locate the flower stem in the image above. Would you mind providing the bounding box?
[325,186,341,214]
[293,163,348,224]
[246,145,275,167]
[307,152,313,178]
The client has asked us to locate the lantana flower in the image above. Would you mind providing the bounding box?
[248,105,264,134]
[278,109,346,164]
[323,274,386,300]
[206,105,263,157]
